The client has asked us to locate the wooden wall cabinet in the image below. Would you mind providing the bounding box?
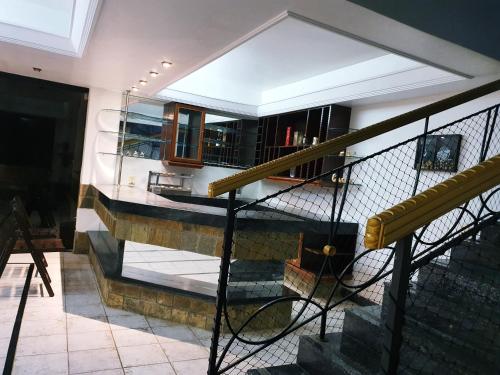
[256,104,351,185]
[162,103,206,168]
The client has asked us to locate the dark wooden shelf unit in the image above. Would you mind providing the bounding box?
[256,104,351,184]
[202,119,258,169]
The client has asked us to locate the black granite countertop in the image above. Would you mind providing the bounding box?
[93,184,358,234]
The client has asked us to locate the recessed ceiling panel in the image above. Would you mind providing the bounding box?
[161,13,464,115]
[0,0,74,37]
[0,0,99,57]
[167,16,388,104]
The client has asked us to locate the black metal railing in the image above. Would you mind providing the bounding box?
[207,103,500,374]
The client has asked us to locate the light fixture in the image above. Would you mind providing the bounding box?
[131,86,139,92]
[161,61,173,69]
[149,71,159,78]
[32,67,42,72]
[139,80,147,86]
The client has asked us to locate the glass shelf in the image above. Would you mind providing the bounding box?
[102,109,167,125]
[325,153,365,159]
[203,139,255,149]
[97,152,158,160]
[98,130,167,143]
[203,161,251,170]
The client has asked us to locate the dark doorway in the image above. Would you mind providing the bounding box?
[0,72,89,246]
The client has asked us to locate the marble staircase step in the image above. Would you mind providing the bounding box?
[297,333,374,375]
[450,240,500,270]
[350,305,499,374]
[480,222,500,245]
[341,305,382,371]
[416,259,500,303]
[247,364,311,375]
[381,282,500,359]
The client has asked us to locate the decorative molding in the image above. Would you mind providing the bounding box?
[75,0,101,57]
[257,69,464,116]
[0,0,100,58]
[208,79,500,197]
[157,89,258,118]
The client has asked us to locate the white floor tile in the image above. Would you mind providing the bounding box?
[161,340,209,361]
[12,352,68,375]
[16,334,67,356]
[19,318,66,337]
[69,348,122,374]
[117,344,167,368]
[124,362,175,375]
[67,316,109,334]
[112,328,157,347]
[152,325,198,343]
[172,358,210,375]
[68,330,115,351]
[108,315,149,331]
[66,303,106,318]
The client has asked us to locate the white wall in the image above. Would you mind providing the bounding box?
[120,159,259,198]
[75,86,500,247]
[75,86,262,234]
[76,87,122,233]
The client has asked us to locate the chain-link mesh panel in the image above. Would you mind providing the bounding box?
[210,104,500,374]
[398,194,500,374]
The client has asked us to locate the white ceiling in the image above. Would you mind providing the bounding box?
[0,0,99,57]
[0,0,74,37]
[167,17,389,105]
[161,14,466,116]
[0,0,498,107]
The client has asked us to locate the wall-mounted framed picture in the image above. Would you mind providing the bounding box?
[414,134,462,172]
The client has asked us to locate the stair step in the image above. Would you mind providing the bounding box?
[297,332,374,375]
[360,304,499,374]
[247,364,310,375]
[341,305,382,371]
[401,319,499,374]
[451,240,500,270]
[405,300,500,355]
[416,260,500,304]
[480,222,500,245]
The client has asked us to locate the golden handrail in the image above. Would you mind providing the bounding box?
[208,79,500,197]
[364,154,500,250]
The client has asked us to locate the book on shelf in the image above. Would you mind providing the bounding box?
[285,126,291,146]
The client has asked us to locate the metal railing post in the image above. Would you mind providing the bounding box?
[380,234,413,375]
[412,117,429,196]
[208,190,237,375]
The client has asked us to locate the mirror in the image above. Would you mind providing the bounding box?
[174,107,203,159]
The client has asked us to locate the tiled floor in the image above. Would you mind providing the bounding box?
[123,241,220,284]
[0,252,211,375]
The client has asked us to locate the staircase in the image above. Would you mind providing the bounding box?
[248,221,500,375]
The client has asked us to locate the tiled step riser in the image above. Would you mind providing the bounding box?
[401,321,498,374]
[450,242,500,270]
[416,262,500,303]
[352,306,498,374]
[381,284,500,356]
[247,364,310,375]
[480,224,500,245]
[297,334,369,375]
[341,306,382,371]
[409,283,500,322]
[403,304,500,352]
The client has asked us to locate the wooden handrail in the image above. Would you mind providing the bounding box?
[208,79,500,197]
[364,154,500,250]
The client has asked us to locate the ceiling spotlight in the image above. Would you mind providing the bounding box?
[161,61,172,69]
[149,71,159,78]
[131,86,139,92]
[32,67,42,72]
[139,80,147,86]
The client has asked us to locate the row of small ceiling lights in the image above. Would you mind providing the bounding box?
[131,61,173,92]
